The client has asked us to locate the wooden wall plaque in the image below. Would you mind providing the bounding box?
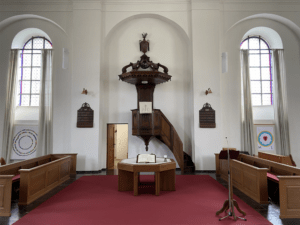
[77,102,94,128]
[199,103,216,128]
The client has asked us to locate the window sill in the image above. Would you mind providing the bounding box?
[253,120,275,125]
[14,120,38,126]
[16,106,39,108]
[252,105,274,107]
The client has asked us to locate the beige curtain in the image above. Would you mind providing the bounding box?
[273,49,291,156]
[240,50,255,155]
[1,49,19,163]
[37,50,53,156]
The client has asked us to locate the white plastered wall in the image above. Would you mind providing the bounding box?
[191,1,222,170]
[1,1,300,170]
[100,14,193,169]
[71,1,102,171]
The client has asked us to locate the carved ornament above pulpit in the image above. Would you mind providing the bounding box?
[119,33,171,86]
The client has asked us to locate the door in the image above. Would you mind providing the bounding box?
[107,124,115,169]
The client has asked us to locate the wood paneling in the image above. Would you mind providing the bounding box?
[258,152,296,166]
[216,153,300,218]
[136,84,155,107]
[218,158,268,204]
[279,176,300,218]
[19,156,71,205]
[51,154,77,176]
[0,175,13,217]
[60,161,70,179]
[107,124,115,169]
[131,107,185,171]
[47,166,59,186]
[160,169,176,191]
[215,154,220,175]
[0,185,4,208]
[29,171,46,196]
[0,153,76,213]
[21,162,38,169]
[118,159,176,196]
[239,154,300,176]
[38,158,51,166]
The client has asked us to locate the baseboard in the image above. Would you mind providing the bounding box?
[76,169,216,174]
[194,170,216,173]
[76,170,103,174]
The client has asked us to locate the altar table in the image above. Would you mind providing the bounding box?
[118,158,176,196]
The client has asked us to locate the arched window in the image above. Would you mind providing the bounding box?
[240,36,273,106]
[18,36,52,106]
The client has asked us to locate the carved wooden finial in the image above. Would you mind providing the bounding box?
[140,33,150,54]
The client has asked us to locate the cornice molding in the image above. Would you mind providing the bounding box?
[0,2,73,12]
[1,0,299,3]
[221,0,300,3]
[102,0,190,3]
[1,0,300,12]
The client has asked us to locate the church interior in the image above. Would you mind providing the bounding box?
[1,0,300,224]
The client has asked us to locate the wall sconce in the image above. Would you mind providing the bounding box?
[81,88,88,95]
[205,88,212,95]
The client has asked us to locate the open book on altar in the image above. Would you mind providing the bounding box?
[136,154,156,163]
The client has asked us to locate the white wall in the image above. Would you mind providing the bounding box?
[71,2,102,170]
[1,0,300,170]
[191,1,222,170]
[101,16,192,168]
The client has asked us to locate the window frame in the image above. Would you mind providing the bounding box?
[240,36,273,106]
[18,36,52,106]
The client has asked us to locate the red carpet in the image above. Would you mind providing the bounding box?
[14,175,271,225]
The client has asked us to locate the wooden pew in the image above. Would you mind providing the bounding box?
[0,154,77,216]
[0,175,13,216]
[215,153,300,218]
[258,152,296,167]
[19,156,71,205]
[50,154,77,177]
[0,157,6,165]
[215,154,268,204]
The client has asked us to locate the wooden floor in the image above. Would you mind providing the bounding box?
[1,171,300,225]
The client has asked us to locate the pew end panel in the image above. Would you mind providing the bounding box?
[217,158,269,204]
[51,154,77,177]
[278,176,300,219]
[231,160,269,204]
[18,156,72,205]
[0,175,14,217]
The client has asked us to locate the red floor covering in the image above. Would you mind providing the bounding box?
[14,175,271,225]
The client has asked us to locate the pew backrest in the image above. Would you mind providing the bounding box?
[239,154,300,176]
[258,152,296,167]
[0,157,6,165]
[19,156,72,205]
[0,155,52,176]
